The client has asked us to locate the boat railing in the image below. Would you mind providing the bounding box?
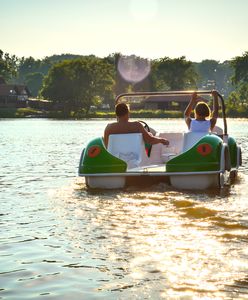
[115,90,227,135]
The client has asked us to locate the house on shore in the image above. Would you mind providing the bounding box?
[0,77,31,108]
[142,94,208,111]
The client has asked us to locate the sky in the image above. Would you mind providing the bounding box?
[0,0,248,62]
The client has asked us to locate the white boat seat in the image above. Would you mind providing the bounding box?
[212,125,223,135]
[182,132,209,152]
[107,133,146,169]
[161,147,178,162]
[158,132,184,162]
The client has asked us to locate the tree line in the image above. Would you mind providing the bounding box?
[0,49,248,116]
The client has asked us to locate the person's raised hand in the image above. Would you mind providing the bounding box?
[192,92,198,103]
[211,90,218,97]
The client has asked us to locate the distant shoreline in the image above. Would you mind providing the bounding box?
[0,108,247,119]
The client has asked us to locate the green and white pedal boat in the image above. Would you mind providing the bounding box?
[78,91,242,190]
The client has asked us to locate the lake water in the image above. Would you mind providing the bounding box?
[1,118,248,300]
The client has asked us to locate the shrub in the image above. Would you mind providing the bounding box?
[0,108,17,118]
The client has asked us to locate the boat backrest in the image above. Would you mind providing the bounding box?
[182,132,208,152]
[107,133,145,169]
[158,132,184,162]
[159,132,184,154]
[212,125,223,135]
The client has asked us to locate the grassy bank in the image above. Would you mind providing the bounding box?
[43,109,248,119]
[86,110,183,119]
[0,108,183,119]
[0,108,47,118]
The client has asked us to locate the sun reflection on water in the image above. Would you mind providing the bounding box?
[1,119,248,299]
[47,179,248,298]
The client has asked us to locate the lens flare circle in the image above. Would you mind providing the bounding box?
[118,55,151,83]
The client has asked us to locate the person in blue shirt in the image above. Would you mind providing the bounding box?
[184,90,219,132]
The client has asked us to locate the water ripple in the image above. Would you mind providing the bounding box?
[0,119,248,299]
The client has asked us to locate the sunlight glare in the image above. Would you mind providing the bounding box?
[129,0,158,22]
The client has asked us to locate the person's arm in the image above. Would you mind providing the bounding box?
[184,92,197,129]
[103,124,110,147]
[137,123,169,145]
[210,90,219,130]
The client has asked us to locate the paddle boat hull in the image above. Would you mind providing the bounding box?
[78,132,241,190]
[78,90,242,190]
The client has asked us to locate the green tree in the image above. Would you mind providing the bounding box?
[40,57,114,115]
[16,56,52,97]
[18,56,40,82]
[214,61,233,96]
[195,59,234,95]
[39,60,76,115]
[17,56,52,82]
[153,56,198,90]
[226,84,248,117]
[226,51,248,116]
[25,72,44,97]
[231,51,248,85]
[196,59,219,81]
[0,49,18,81]
[104,53,133,96]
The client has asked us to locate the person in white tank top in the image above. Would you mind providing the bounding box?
[184,90,219,132]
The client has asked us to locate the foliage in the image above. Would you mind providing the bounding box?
[226,83,248,117]
[40,57,114,116]
[84,109,183,119]
[226,52,248,117]
[104,53,156,96]
[153,56,198,90]
[194,59,233,96]
[231,51,248,85]
[18,57,51,81]
[0,107,43,118]
[16,56,52,96]
[3,48,248,117]
[197,59,219,80]
[214,61,234,95]
[25,72,44,97]
[15,107,44,117]
[0,108,17,118]
[14,54,96,97]
[46,53,85,63]
[0,49,18,81]
[104,53,134,96]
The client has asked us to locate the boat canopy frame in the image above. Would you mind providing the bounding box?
[115,90,227,135]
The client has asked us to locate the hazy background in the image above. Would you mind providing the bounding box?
[1,0,248,61]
